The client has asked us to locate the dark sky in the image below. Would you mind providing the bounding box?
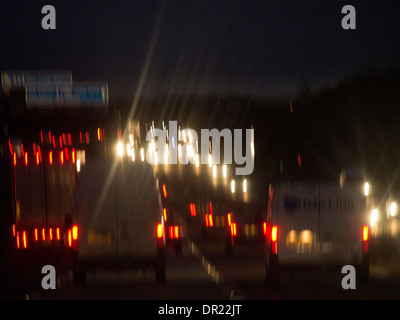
[1,0,400,101]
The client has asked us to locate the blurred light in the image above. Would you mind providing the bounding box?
[126,143,131,157]
[208,154,212,167]
[231,222,237,237]
[34,228,38,241]
[49,228,53,241]
[390,202,398,217]
[12,224,15,237]
[212,165,217,178]
[363,225,369,242]
[131,148,135,162]
[243,179,247,193]
[13,153,16,166]
[68,230,72,247]
[174,226,179,239]
[364,182,370,196]
[299,230,312,244]
[223,165,227,178]
[117,141,124,158]
[140,148,145,161]
[72,225,78,240]
[271,226,278,242]
[24,152,28,166]
[227,213,232,226]
[370,208,379,227]
[157,223,163,239]
[49,151,53,165]
[76,159,81,173]
[22,230,27,249]
[195,154,200,168]
[42,228,46,241]
[129,134,134,146]
[190,203,196,217]
[263,222,267,236]
[56,228,61,240]
[162,184,167,198]
[71,148,76,164]
[231,179,235,193]
[163,208,167,222]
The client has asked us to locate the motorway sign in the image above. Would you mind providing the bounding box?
[25,83,109,108]
[1,70,73,95]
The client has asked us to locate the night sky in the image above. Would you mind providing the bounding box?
[1,0,400,100]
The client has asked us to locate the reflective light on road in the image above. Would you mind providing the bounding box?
[212,165,217,178]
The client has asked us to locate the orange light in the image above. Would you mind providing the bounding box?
[363,225,368,242]
[13,153,16,166]
[205,214,209,227]
[49,228,53,241]
[72,225,78,240]
[163,208,167,222]
[169,226,174,239]
[68,229,72,247]
[16,231,20,249]
[157,223,163,239]
[34,228,38,241]
[162,184,167,198]
[49,151,53,165]
[24,152,28,166]
[56,228,60,240]
[36,151,40,165]
[60,150,64,164]
[174,226,179,239]
[12,224,15,237]
[22,230,27,249]
[227,213,232,226]
[271,226,278,242]
[42,228,46,241]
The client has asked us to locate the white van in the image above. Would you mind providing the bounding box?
[265,180,369,283]
[72,158,166,284]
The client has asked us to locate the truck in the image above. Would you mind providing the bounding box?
[10,126,167,284]
[264,180,370,283]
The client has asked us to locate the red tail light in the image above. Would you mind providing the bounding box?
[363,225,369,253]
[49,151,53,165]
[263,222,267,236]
[22,230,27,249]
[157,223,163,239]
[162,184,167,198]
[174,226,179,239]
[230,222,237,237]
[71,148,76,164]
[34,228,38,241]
[72,225,78,240]
[68,229,72,247]
[163,208,167,222]
[190,203,196,217]
[49,228,53,241]
[24,152,28,166]
[271,225,278,254]
[16,231,20,249]
[227,213,232,226]
[12,224,15,237]
[56,228,61,240]
[42,228,46,241]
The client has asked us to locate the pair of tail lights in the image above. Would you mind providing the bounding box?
[156,223,180,240]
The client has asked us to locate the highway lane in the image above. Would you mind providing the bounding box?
[193,235,400,300]
[25,242,226,300]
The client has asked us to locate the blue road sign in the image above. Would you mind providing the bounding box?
[25,83,109,108]
[1,71,73,94]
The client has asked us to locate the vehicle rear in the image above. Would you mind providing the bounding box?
[73,158,165,283]
[265,181,369,283]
